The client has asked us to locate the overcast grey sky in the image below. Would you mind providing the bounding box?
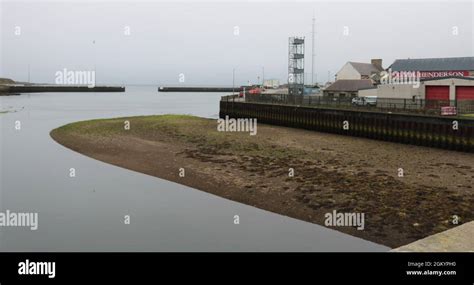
[1,0,473,85]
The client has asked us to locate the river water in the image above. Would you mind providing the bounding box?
[0,86,388,251]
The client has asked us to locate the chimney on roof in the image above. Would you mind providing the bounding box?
[371,59,383,70]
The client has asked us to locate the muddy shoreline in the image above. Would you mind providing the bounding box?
[50,115,474,248]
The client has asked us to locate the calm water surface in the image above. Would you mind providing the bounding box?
[0,86,389,251]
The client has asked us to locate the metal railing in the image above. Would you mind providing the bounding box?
[221,94,474,116]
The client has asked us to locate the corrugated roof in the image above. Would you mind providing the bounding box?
[421,76,474,82]
[349,62,383,75]
[390,57,474,72]
[324,79,374,92]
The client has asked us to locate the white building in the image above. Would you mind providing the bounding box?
[263,79,280,89]
[336,59,384,80]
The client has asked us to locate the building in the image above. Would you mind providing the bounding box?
[359,76,474,103]
[303,85,321,95]
[389,56,474,78]
[324,79,375,98]
[336,59,384,80]
[263,79,280,89]
[359,57,474,102]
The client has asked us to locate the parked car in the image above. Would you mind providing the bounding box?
[239,87,263,97]
[248,87,262,95]
[352,96,377,107]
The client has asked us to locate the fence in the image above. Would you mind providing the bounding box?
[221,94,474,116]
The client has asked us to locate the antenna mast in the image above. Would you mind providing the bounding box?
[311,12,315,85]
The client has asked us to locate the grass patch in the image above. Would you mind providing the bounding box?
[52,114,306,159]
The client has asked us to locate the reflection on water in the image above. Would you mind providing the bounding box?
[0,86,389,251]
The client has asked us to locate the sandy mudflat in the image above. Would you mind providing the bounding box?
[50,115,474,248]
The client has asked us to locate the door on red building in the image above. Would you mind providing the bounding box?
[425,86,450,108]
[456,86,474,113]
[456,86,474,100]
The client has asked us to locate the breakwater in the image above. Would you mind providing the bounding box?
[159,86,245,92]
[3,85,125,94]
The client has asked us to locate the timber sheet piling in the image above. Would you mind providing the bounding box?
[220,101,474,152]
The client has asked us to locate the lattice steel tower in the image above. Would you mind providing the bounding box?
[288,37,305,96]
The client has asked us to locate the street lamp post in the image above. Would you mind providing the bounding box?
[232,68,235,95]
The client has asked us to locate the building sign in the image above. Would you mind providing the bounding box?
[393,70,470,79]
[419,71,469,78]
[441,106,457,116]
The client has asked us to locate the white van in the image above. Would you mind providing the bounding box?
[352,96,378,107]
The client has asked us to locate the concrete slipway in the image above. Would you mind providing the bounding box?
[393,221,474,252]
